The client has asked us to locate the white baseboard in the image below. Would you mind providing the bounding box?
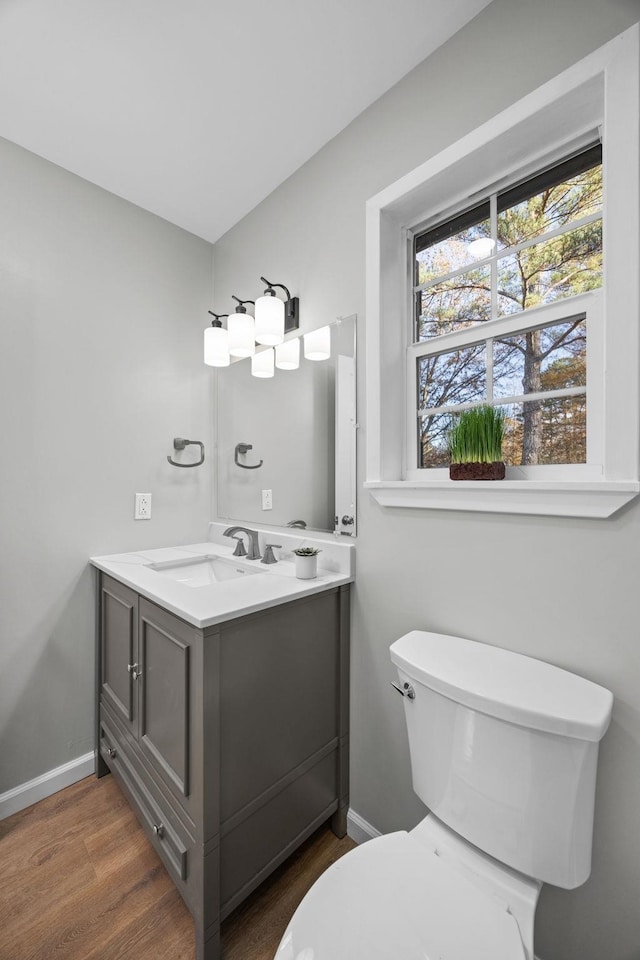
[0,751,95,821]
[346,807,382,845]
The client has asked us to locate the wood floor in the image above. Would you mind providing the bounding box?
[0,774,356,960]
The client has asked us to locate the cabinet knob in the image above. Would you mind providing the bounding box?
[128,663,142,680]
[106,746,117,759]
[152,823,164,839]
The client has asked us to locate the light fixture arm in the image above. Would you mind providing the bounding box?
[208,310,228,326]
[260,276,291,301]
[231,296,255,313]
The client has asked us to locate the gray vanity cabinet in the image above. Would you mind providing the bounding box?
[96,572,350,960]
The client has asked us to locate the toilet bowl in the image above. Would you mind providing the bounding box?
[274,630,613,960]
[274,819,535,960]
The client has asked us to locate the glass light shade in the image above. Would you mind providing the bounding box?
[228,312,255,357]
[468,237,496,260]
[251,348,275,378]
[275,338,300,370]
[303,325,331,361]
[204,326,230,367]
[254,294,285,346]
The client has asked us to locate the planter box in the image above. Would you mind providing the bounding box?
[449,461,506,481]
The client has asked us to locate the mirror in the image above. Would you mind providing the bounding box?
[216,315,356,535]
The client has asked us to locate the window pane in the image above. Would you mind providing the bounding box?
[497,157,602,250]
[417,344,486,410]
[497,221,602,315]
[417,266,491,340]
[501,396,586,465]
[416,215,492,285]
[493,319,586,399]
[418,414,451,468]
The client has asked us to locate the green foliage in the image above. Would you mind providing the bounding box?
[293,546,321,557]
[448,405,505,464]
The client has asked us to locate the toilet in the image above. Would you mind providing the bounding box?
[274,630,613,960]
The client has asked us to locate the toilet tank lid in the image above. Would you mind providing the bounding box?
[390,631,613,742]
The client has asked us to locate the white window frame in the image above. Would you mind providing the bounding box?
[364,25,640,518]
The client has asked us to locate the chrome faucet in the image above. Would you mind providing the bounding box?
[222,526,261,560]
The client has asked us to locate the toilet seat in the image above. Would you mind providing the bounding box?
[274,831,527,960]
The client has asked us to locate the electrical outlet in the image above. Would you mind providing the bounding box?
[134,492,152,519]
[261,489,273,511]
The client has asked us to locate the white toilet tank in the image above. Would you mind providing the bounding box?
[390,631,613,889]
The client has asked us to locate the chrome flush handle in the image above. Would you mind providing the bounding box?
[390,681,415,700]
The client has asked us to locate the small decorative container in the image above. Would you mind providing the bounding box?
[293,546,321,580]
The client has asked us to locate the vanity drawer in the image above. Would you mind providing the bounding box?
[99,713,193,898]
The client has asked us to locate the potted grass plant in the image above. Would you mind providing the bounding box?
[448,405,506,481]
[292,545,321,580]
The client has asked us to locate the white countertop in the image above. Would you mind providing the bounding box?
[91,524,355,628]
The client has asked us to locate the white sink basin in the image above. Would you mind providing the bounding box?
[146,555,263,588]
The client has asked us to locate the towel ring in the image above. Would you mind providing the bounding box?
[234,442,263,470]
[167,438,205,468]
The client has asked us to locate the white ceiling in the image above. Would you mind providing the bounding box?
[0,0,491,243]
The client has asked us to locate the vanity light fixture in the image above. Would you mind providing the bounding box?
[251,347,275,378]
[275,337,300,370]
[204,312,230,367]
[254,277,300,346]
[303,325,331,361]
[228,296,256,358]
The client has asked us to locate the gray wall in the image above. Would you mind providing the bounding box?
[0,138,214,793]
[212,3,640,959]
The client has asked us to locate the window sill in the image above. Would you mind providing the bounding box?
[364,479,640,518]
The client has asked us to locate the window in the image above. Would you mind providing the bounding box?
[364,26,640,517]
[411,147,601,475]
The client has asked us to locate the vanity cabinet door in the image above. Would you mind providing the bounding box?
[137,599,194,809]
[100,575,138,734]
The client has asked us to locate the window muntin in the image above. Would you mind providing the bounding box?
[412,146,600,473]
